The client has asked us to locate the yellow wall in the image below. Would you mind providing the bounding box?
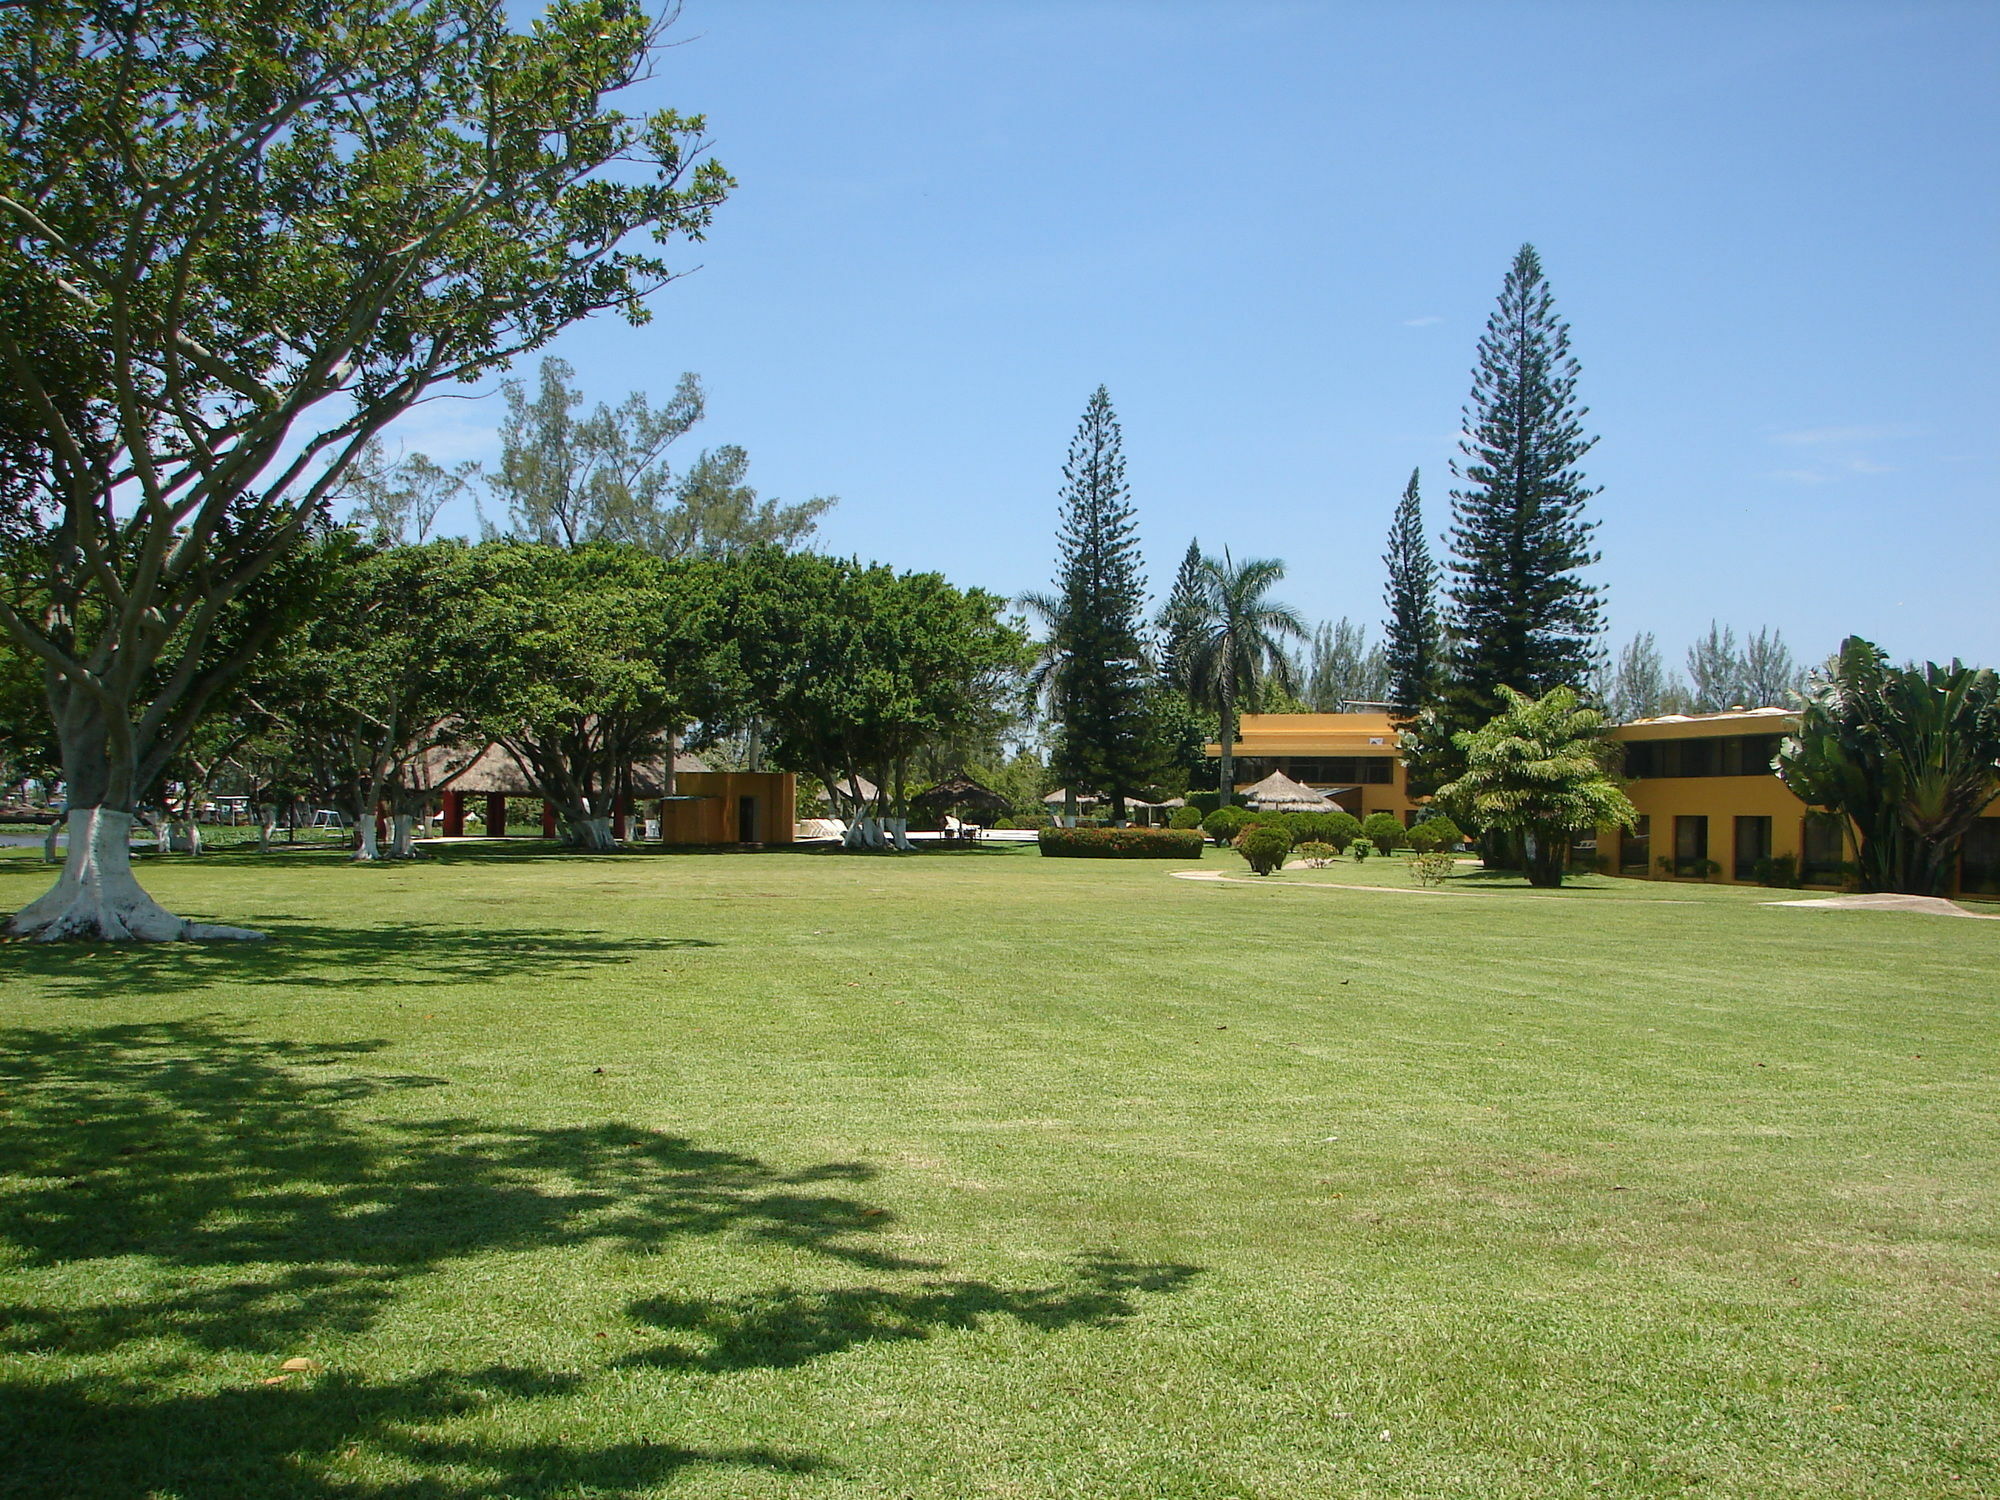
[655,772,796,845]
[1610,776,1828,882]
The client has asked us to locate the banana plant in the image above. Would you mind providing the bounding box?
[1777,638,2000,895]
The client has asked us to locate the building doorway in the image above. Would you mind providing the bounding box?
[737,796,758,844]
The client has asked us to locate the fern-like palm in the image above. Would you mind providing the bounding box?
[1436,685,1635,887]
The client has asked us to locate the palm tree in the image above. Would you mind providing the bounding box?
[1186,552,1308,806]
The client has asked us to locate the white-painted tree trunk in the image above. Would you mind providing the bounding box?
[175,818,203,856]
[842,815,885,850]
[354,817,382,861]
[389,814,418,859]
[42,819,62,863]
[4,808,264,942]
[257,806,280,852]
[887,816,916,852]
[564,815,618,851]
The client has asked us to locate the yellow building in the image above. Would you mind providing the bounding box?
[1206,712,1413,820]
[1209,709,2000,897]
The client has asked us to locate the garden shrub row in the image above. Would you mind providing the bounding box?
[1037,827,1206,859]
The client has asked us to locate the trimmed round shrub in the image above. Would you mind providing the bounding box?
[1362,811,1407,856]
[1202,805,1256,844]
[1316,809,1363,852]
[1295,840,1336,868]
[1405,813,1463,852]
[1168,806,1205,830]
[1234,823,1293,876]
[1350,837,1372,862]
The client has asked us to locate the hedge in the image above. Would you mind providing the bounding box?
[1037,827,1206,859]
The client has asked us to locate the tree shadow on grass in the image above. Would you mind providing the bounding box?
[0,921,717,1002]
[0,1020,1197,1497]
[623,1252,1201,1373]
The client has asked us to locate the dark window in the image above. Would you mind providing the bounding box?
[1800,813,1847,885]
[1961,819,2000,896]
[1674,815,1709,875]
[1620,815,1651,873]
[1620,734,1786,779]
[1280,755,1392,786]
[1733,816,1772,881]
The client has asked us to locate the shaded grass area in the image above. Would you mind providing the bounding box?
[1,843,1996,1497]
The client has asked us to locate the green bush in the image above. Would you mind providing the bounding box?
[1234,824,1293,876]
[1425,813,1464,846]
[1184,791,1223,815]
[1287,809,1360,852]
[1201,806,1256,844]
[1409,851,1457,887]
[1350,838,1373,862]
[1752,853,1801,888]
[1168,806,1205,830]
[1037,827,1205,859]
[994,813,1053,831]
[1295,840,1336,868]
[1361,811,1407,855]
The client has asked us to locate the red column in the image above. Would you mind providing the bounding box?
[541,801,556,837]
[613,792,629,841]
[374,804,388,846]
[441,789,465,837]
[484,793,506,836]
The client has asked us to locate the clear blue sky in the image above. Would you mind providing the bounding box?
[399,0,2000,669]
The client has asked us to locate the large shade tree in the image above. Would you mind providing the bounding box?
[1185,552,1307,807]
[0,0,730,940]
[1436,685,1636,888]
[721,551,1029,851]
[461,543,731,851]
[1776,636,2000,896]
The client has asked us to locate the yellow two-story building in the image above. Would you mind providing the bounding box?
[1208,709,2000,897]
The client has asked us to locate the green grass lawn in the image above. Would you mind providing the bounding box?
[1,840,1995,1498]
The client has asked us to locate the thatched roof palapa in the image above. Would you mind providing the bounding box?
[1238,769,1335,811]
[910,773,1010,816]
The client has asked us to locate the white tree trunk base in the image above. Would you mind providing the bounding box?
[557,816,618,851]
[888,816,916,852]
[4,809,265,942]
[389,814,418,859]
[258,806,280,852]
[353,819,382,861]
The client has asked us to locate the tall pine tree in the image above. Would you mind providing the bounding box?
[1381,467,1443,716]
[1046,386,1158,822]
[1155,537,1206,691]
[1444,244,1604,735]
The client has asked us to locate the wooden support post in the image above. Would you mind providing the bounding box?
[541,801,556,838]
[484,793,506,837]
[441,789,465,837]
[613,792,629,841]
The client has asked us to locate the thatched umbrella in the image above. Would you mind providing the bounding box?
[910,772,1010,822]
[1042,788,1101,807]
[1239,769,1334,811]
